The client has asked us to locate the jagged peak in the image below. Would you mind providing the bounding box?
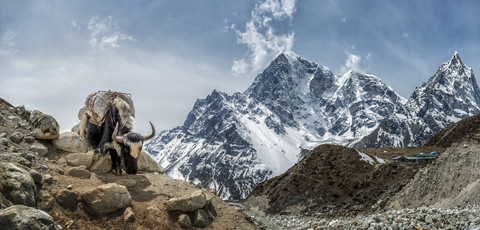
[449,51,464,67]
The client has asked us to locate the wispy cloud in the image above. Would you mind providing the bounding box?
[87,16,134,50]
[232,0,297,76]
[340,52,363,74]
[0,30,17,56]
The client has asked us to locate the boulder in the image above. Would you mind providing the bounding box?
[89,153,112,174]
[178,214,192,229]
[9,132,24,143]
[29,143,48,156]
[81,183,132,216]
[68,167,91,179]
[0,205,59,230]
[55,189,78,211]
[29,110,59,140]
[166,190,207,212]
[193,209,209,227]
[53,132,87,153]
[0,162,36,207]
[138,150,164,173]
[66,152,93,168]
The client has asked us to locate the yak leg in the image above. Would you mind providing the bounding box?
[109,149,122,175]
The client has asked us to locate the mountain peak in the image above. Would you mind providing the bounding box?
[449,51,463,67]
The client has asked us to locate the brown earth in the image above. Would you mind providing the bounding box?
[423,113,480,148]
[0,97,258,230]
[245,144,422,217]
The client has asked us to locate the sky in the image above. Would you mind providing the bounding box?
[1,0,480,134]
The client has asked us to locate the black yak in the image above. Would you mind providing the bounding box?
[79,91,155,175]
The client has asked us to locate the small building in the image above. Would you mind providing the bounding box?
[392,152,439,165]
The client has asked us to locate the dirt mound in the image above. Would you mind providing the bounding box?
[245,144,418,216]
[423,113,480,148]
[388,138,480,210]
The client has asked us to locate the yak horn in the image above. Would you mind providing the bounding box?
[112,123,124,143]
[143,121,156,141]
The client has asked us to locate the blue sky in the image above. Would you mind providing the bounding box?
[1,0,480,133]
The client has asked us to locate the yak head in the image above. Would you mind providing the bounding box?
[112,122,155,174]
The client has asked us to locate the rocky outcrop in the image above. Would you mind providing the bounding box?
[29,110,59,140]
[0,205,59,230]
[81,183,132,216]
[0,162,37,207]
[166,190,217,228]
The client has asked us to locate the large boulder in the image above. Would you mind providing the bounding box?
[89,153,112,174]
[29,110,59,140]
[166,190,207,212]
[0,162,36,207]
[53,132,87,153]
[66,152,94,168]
[81,183,132,216]
[138,150,164,173]
[0,205,59,230]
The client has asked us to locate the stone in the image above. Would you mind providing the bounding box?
[24,136,35,144]
[0,205,59,230]
[0,138,8,146]
[425,214,433,224]
[55,189,78,211]
[43,174,53,184]
[166,190,207,212]
[124,207,135,223]
[30,143,49,156]
[89,153,112,174]
[0,162,36,207]
[29,169,42,184]
[29,110,59,140]
[137,150,164,173]
[66,152,94,168]
[178,214,192,229]
[81,183,132,216]
[115,179,137,188]
[37,190,55,211]
[68,167,91,179]
[9,132,24,143]
[67,185,73,190]
[53,132,87,153]
[193,209,210,227]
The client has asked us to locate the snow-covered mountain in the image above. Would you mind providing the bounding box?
[354,52,480,148]
[145,52,407,200]
[145,51,480,200]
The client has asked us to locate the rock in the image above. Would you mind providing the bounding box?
[30,143,49,156]
[89,153,112,174]
[67,185,73,190]
[9,132,24,143]
[425,214,433,224]
[166,190,207,212]
[43,174,53,184]
[124,207,135,223]
[68,167,91,179]
[53,132,87,153]
[37,190,55,211]
[0,162,36,207]
[28,169,42,184]
[0,205,59,230]
[56,189,78,211]
[115,179,136,188]
[66,152,94,168]
[193,209,210,227]
[137,150,164,173]
[0,138,8,146]
[81,183,132,215]
[24,136,35,144]
[29,110,59,140]
[178,214,192,229]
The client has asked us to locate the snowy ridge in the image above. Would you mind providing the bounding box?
[145,52,480,200]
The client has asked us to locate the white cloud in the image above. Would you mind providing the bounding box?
[87,16,134,50]
[402,33,409,38]
[232,0,297,75]
[0,30,17,56]
[340,53,363,74]
[341,17,347,22]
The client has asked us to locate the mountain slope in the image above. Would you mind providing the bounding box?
[145,52,406,199]
[354,52,480,148]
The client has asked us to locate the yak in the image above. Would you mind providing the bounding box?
[80,95,155,175]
